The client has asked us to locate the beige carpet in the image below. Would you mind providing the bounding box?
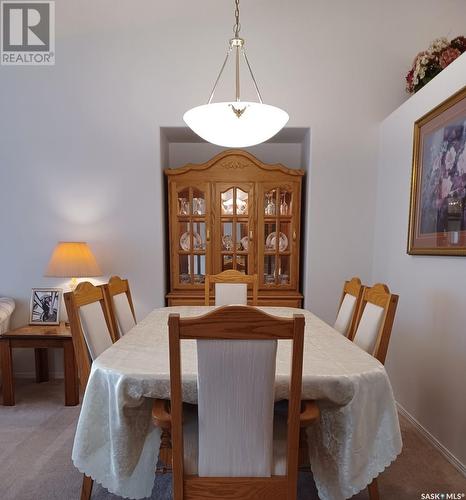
[0,379,464,500]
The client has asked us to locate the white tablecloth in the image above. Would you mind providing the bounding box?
[72,306,402,500]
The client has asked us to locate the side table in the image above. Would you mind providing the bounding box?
[0,321,79,406]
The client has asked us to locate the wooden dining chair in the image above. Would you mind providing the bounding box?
[153,305,319,500]
[350,283,399,500]
[101,275,137,341]
[204,270,259,306]
[333,277,365,338]
[64,281,117,500]
[352,283,399,365]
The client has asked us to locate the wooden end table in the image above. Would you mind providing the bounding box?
[0,322,79,406]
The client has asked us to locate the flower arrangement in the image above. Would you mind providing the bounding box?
[406,36,466,94]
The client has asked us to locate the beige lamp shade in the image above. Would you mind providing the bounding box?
[44,242,102,278]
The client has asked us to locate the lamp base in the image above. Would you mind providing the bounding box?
[69,277,78,291]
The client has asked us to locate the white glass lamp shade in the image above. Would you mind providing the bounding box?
[183,101,289,148]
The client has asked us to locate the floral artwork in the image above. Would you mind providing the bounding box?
[420,123,466,234]
[408,86,466,255]
[406,36,466,94]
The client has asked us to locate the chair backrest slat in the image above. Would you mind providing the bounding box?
[214,282,247,306]
[79,301,114,360]
[205,270,259,306]
[197,339,277,476]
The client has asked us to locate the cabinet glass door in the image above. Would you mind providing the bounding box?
[215,184,254,275]
[260,184,296,288]
[174,184,209,287]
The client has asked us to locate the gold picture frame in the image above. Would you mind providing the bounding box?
[408,85,466,255]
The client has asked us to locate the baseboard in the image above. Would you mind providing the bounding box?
[397,402,466,477]
[14,371,64,379]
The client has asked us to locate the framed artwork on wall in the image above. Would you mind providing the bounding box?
[29,288,62,325]
[408,85,466,255]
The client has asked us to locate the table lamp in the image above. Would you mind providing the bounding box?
[44,242,102,290]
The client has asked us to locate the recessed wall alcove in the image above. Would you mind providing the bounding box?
[159,126,313,306]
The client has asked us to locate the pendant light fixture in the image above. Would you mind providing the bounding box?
[183,0,289,148]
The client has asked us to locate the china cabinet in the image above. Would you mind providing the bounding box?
[165,150,304,307]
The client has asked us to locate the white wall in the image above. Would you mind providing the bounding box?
[1,0,466,378]
[373,54,466,467]
[166,139,305,171]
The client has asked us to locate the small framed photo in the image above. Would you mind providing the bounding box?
[30,288,62,325]
[408,85,466,255]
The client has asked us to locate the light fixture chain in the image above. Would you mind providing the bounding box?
[233,0,241,37]
[242,48,263,103]
[207,47,232,104]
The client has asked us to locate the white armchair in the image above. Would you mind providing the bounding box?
[0,298,15,334]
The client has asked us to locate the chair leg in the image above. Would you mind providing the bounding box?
[156,429,173,474]
[367,478,379,500]
[298,428,310,468]
[81,474,94,500]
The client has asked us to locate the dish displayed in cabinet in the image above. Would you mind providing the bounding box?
[180,231,203,251]
[265,232,288,252]
[222,234,233,251]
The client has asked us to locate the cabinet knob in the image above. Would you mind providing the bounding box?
[249,230,253,240]
[206,228,210,242]
[292,230,297,241]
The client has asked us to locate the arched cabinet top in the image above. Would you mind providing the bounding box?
[165,150,305,179]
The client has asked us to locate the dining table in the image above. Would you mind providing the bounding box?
[72,306,402,500]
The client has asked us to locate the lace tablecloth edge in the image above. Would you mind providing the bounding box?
[71,458,154,500]
[312,446,402,500]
